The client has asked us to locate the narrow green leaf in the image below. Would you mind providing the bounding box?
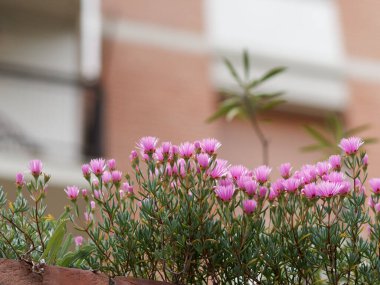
[223,58,242,85]
[243,50,250,79]
[304,125,333,147]
[226,106,242,122]
[345,124,370,136]
[41,219,68,264]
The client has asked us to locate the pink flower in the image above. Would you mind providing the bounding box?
[279,163,292,179]
[94,190,101,199]
[90,159,105,175]
[193,140,201,151]
[299,165,318,184]
[107,159,116,171]
[302,183,318,199]
[129,150,138,162]
[15,173,25,187]
[29,160,43,176]
[137,136,158,154]
[161,141,172,155]
[259,186,267,198]
[172,145,179,155]
[329,155,341,171]
[327,172,345,183]
[208,159,229,179]
[74,236,84,247]
[339,181,351,195]
[179,142,195,159]
[229,165,248,180]
[64,186,80,201]
[316,182,342,198]
[111,171,122,183]
[237,176,258,195]
[362,154,369,167]
[218,178,234,187]
[196,153,210,169]
[173,159,186,178]
[242,199,257,214]
[154,147,165,162]
[121,182,133,194]
[283,178,301,193]
[370,178,380,194]
[339,137,364,155]
[215,185,235,202]
[316,161,331,176]
[102,171,112,184]
[268,188,279,201]
[81,189,88,198]
[271,179,285,193]
[201,138,221,155]
[90,200,96,210]
[81,164,91,178]
[253,166,272,184]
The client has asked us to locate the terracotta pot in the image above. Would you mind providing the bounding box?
[0,259,172,285]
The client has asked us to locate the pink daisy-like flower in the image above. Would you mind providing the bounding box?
[370,178,380,194]
[218,178,234,187]
[215,184,235,202]
[161,141,172,155]
[15,173,25,187]
[197,153,210,169]
[102,171,112,184]
[253,165,272,184]
[283,178,301,193]
[229,165,248,180]
[362,154,369,167]
[81,188,88,198]
[302,183,318,199]
[29,160,43,176]
[90,200,96,210]
[64,186,80,201]
[111,171,122,183]
[90,159,105,176]
[338,137,364,155]
[316,182,342,198]
[279,163,292,179]
[81,164,91,178]
[129,150,138,162]
[137,136,158,154]
[327,172,345,183]
[208,159,229,179]
[179,142,195,159]
[242,199,257,214]
[107,159,116,171]
[328,155,341,171]
[121,182,134,194]
[316,161,331,177]
[268,188,279,201]
[259,186,267,198]
[201,138,221,155]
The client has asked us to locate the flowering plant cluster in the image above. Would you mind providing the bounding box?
[2,136,380,284]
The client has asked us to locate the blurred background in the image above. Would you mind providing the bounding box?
[0,0,379,214]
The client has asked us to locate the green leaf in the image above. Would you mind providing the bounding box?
[248,66,286,89]
[57,245,95,267]
[41,219,68,264]
[226,106,243,122]
[223,58,242,85]
[345,124,370,136]
[243,50,250,79]
[206,97,240,123]
[300,144,326,152]
[304,125,332,147]
[260,99,286,111]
